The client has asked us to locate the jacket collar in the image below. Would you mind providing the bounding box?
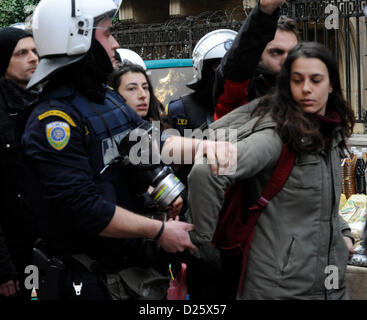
[300,126,343,151]
[0,76,38,112]
[40,85,76,100]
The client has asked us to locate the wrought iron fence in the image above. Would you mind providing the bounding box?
[113,0,367,122]
[284,0,367,123]
[113,4,248,60]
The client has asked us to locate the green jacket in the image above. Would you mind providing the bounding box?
[188,99,352,299]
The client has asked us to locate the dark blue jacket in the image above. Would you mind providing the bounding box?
[22,85,146,269]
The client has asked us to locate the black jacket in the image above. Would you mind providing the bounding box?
[0,77,39,284]
[213,2,280,107]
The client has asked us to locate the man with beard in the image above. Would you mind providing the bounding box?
[213,0,299,119]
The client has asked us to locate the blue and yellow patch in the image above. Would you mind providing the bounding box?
[46,121,70,151]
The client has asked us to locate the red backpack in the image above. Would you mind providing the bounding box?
[212,144,295,291]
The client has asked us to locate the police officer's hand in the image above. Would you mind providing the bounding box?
[260,0,286,15]
[166,196,184,219]
[195,140,237,176]
[0,280,20,297]
[157,217,198,253]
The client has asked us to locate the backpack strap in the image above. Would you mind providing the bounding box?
[249,144,296,212]
[238,144,295,293]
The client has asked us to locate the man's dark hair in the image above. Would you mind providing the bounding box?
[277,15,300,41]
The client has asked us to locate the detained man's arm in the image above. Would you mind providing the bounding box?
[99,205,197,253]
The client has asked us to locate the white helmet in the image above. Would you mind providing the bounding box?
[28,0,123,88]
[190,29,237,85]
[116,48,147,70]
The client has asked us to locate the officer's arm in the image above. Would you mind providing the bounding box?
[23,108,198,253]
[100,206,197,253]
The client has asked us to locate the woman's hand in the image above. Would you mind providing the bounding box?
[166,196,184,219]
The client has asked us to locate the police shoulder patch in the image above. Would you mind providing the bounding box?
[165,103,169,115]
[46,121,71,151]
[38,110,76,127]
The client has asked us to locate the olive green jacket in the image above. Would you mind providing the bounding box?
[188,99,352,299]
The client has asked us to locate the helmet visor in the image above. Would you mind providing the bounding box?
[100,0,123,19]
[86,0,123,24]
[10,22,26,30]
[112,0,123,16]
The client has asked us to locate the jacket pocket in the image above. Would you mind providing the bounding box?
[280,236,296,275]
[288,155,320,189]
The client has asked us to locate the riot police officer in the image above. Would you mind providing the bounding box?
[165,29,237,136]
[22,0,198,300]
[116,48,148,70]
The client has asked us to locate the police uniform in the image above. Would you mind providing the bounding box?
[166,91,214,137]
[22,85,160,298]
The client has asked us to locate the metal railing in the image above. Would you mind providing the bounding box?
[113,6,245,60]
[284,0,367,123]
[113,0,367,122]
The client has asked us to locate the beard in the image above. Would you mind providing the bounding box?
[5,73,29,88]
[6,63,37,87]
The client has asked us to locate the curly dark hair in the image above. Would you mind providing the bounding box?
[254,42,355,155]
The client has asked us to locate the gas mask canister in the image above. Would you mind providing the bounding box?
[118,121,185,209]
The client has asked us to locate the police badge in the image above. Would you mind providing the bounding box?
[46,121,70,151]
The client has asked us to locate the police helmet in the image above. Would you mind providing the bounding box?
[116,48,147,70]
[28,0,123,88]
[188,29,237,88]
